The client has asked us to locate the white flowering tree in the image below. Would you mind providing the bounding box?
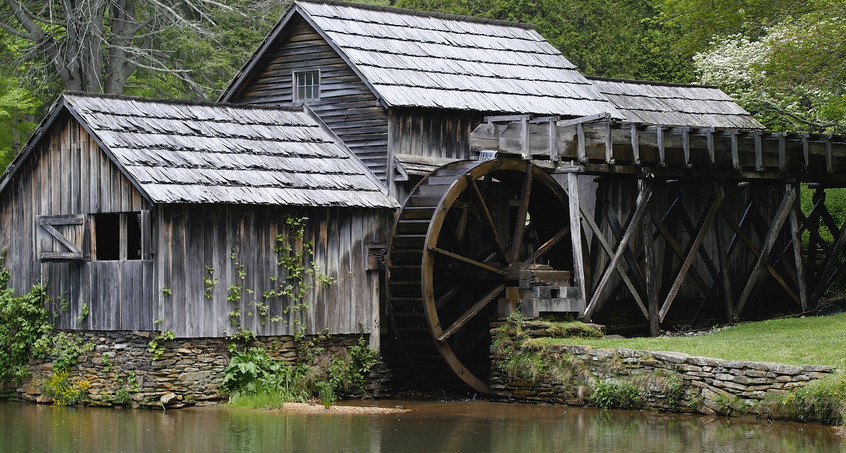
[693,9,845,134]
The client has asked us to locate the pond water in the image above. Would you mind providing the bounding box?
[1,400,843,452]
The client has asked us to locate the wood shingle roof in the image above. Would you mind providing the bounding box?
[1,93,397,209]
[222,0,623,118]
[589,78,764,130]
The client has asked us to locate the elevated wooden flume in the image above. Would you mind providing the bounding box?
[468,113,846,337]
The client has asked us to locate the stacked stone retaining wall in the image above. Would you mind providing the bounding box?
[491,344,836,416]
[6,331,366,408]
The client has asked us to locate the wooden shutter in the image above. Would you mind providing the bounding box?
[36,214,87,260]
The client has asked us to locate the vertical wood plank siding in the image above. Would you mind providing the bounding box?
[157,204,390,338]
[0,115,153,330]
[388,108,483,160]
[230,16,391,182]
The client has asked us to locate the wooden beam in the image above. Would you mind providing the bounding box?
[574,181,648,319]
[577,124,586,163]
[733,189,796,318]
[630,124,641,165]
[713,204,735,321]
[730,131,740,170]
[567,173,587,317]
[754,131,763,171]
[584,181,653,319]
[682,127,691,167]
[605,122,614,164]
[657,126,666,166]
[778,133,787,172]
[659,186,725,321]
[803,135,810,166]
[825,136,833,173]
[787,185,808,311]
[549,119,559,162]
[641,180,660,336]
[810,205,846,305]
[705,128,715,166]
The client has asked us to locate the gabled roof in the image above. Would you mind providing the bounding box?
[589,78,764,130]
[0,93,397,209]
[221,0,622,118]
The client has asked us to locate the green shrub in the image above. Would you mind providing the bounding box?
[0,249,53,383]
[46,370,91,406]
[590,379,646,410]
[780,375,846,426]
[50,333,95,373]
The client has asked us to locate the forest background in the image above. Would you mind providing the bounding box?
[0,0,844,172]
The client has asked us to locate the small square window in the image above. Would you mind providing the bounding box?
[294,71,320,101]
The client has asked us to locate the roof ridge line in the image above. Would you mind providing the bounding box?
[62,91,308,113]
[295,0,537,30]
[587,76,719,90]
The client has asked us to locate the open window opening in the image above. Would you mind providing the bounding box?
[294,70,320,101]
[92,212,145,261]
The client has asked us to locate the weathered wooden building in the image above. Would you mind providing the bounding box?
[218,0,621,198]
[4,0,843,395]
[0,93,396,338]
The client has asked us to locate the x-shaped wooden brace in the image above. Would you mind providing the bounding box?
[582,181,653,319]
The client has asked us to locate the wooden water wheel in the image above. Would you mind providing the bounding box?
[386,158,574,393]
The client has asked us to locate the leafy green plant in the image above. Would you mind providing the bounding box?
[589,379,646,410]
[203,266,218,299]
[50,333,95,373]
[0,249,53,383]
[75,303,89,323]
[46,370,90,406]
[779,374,846,426]
[148,330,175,361]
[317,381,335,408]
[664,373,687,410]
[161,287,172,297]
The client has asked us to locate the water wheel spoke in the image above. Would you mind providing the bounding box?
[465,175,509,265]
[428,245,506,276]
[510,163,533,262]
[435,285,463,310]
[524,226,570,264]
[437,284,505,343]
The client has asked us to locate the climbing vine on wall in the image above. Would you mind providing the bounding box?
[216,215,334,344]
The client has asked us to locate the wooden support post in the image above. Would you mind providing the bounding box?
[641,179,660,336]
[803,135,809,166]
[659,186,725,321]
[733,189,796,318]
[521,115,529,159]
[825,136,833,173]
[567,172,587,317]
[369,270,381,356]
[810,206,846,306]
[549,119,559,162]
[787,185,808,311]
[713,202,734,321]
[754,131,763,171]
[682,128,691,167]
[706,128,715,167]
[577,182,648,319]
[584,181,653,319]
[577,124,586,163]
[657,126,666,166]
[605,122,614,164]
[778,133,787,172]
[630,124,641,164]
[730,131,740,170]
[807,187,824,287]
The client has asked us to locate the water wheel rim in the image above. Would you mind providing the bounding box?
[389,158,570,393]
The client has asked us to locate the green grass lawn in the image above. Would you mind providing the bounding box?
[543,313,846,370]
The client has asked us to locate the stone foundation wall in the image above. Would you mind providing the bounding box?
[490,344,836,415]
[8,330,368,408]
